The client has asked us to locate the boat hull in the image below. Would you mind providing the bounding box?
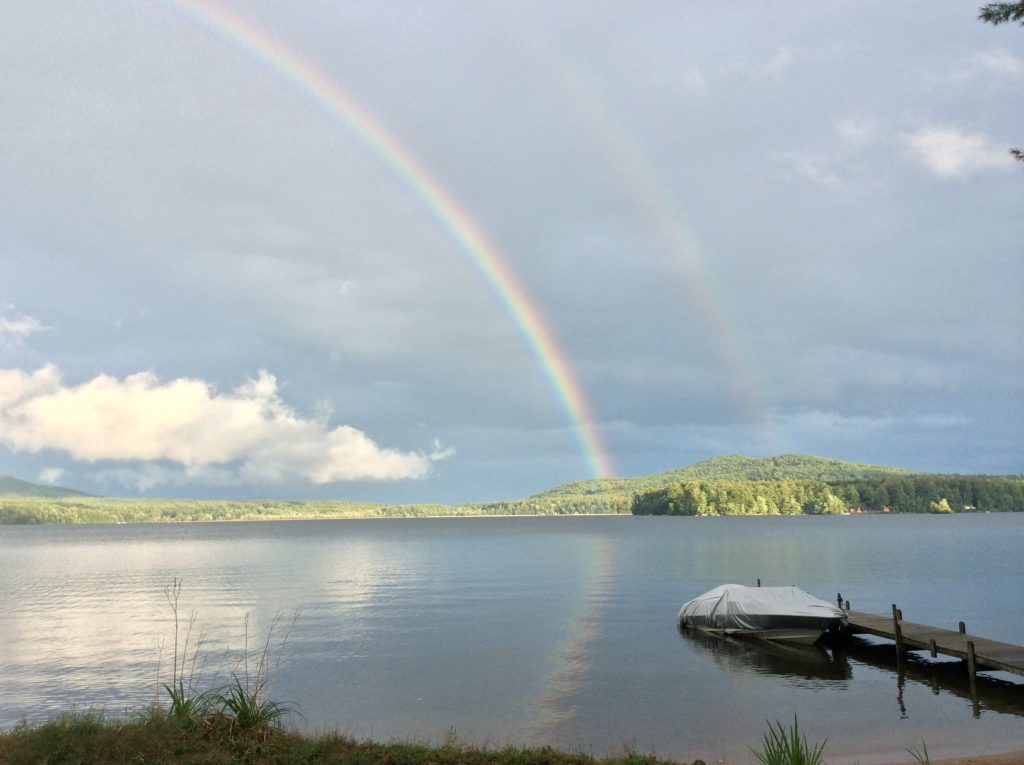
[681,623,830,646]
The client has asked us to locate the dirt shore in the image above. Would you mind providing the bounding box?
[890,751,1024,765]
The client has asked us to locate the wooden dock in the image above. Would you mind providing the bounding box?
[845,605,1024,683]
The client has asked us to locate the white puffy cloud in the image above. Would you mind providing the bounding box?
[788,154,845,189]
[904,126,1011,177]
[91,464,239,493]
[0,366,448,485]
[37,467,65,485]
[765,46,795,76]
[779,410,894,437]
[781,116,887,190]
[835,117,882,149]
[954,49,1024,81]
[0,307,48,343]
[679,68,706,93]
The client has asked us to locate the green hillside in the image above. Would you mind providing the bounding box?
[532,454,913,499]
[0,474,91,498]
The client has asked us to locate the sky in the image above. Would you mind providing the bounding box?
[1,1,1021,503]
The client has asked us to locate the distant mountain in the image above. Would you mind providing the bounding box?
[532,454,914,498]
[0,474,92,498]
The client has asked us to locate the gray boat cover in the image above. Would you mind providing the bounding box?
[678,584,845,632]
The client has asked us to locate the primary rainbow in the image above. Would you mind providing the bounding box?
[163,0,615,480]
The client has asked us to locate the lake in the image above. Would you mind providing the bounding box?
[1,514,1022,763]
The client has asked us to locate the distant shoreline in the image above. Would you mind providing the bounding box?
[4,455,1023,523]
[1,495,1021,527]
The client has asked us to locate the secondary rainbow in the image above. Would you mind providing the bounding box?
[164,0,615,480]
[546,55,779,452]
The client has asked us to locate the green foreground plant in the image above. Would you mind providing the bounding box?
[156,580,300,734]
[906,740,931,765]
[751,717,826,765]
[215,675,295,733]
[159,578,217,724]
[163,680,218,725]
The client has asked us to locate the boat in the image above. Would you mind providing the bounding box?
[677,584,847,645]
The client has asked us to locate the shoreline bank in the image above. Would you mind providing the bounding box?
[3,713,1023,765]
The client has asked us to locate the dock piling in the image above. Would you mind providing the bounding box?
[967,640,978,697]
[891,604,905,658]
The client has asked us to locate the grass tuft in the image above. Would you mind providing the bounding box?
[215,674,297,734]
[752,716,826,765]
[163,680,218,725]
[154,579,301,737]
[906,741,930,765]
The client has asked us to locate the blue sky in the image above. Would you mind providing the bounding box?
[1,1,1021,502]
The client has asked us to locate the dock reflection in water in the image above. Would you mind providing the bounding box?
[680,627,1024,721]
[843,636,1024,720]
[678,628,852,689]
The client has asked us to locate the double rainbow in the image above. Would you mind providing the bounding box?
[165,0,616,480]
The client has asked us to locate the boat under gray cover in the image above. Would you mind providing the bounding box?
[678,584,847,644]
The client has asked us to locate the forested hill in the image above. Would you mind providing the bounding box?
[0,474,91,498]
[532,454,912,499]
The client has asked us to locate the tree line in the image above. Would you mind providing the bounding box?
[0,493,633,524]
[631,476,1024,516]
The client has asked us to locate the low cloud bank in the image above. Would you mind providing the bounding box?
[0,365,449,487]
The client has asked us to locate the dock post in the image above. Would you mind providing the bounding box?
[929,638,937,658]
[757,578,761,587]
[966,640,978,700]
[959,621,966,634]
[892,604,905,659]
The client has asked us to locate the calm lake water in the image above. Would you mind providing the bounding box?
[1,514,1022,763]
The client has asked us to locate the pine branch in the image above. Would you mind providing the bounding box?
[978,2,1024,26]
